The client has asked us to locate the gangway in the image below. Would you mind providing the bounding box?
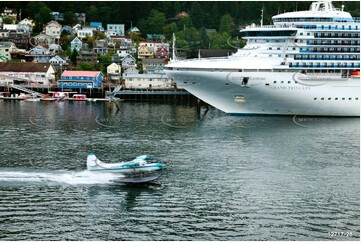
[10,84,44,98]
[108,85,123,98]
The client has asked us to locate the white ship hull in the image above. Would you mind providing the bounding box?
[165,1,360,117]
[165,70,360,116]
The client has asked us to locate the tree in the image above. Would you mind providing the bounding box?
[70,49,78,66]
[86,5,98,23]
[219,14,235,34]
[190,2,208,29]
[146,9,167,34]
[163,22,178,40]
[63,11,75,25]
[3,17,13,24]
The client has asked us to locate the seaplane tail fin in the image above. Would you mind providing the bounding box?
[87,152,105,170]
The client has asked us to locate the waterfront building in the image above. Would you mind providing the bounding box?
[58,70,103,89]
[0,62,55,86]
[123,73,174,90]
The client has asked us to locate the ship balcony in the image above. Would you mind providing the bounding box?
[300,49,360,53]
[289,63,360,68]
[294,57,360,61]
[306,41,360,46]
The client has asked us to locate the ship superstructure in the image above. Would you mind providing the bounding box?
[164,1,360,116]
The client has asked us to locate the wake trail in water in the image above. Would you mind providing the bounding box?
[0,169,122,185]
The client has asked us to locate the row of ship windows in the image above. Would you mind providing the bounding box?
[307,40,360,45]
[289,63,360,68]
[314,97,358,101]
[314,33,360,38]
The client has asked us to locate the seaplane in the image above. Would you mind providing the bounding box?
[87,152,164,174]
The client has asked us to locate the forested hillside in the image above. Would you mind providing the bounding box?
[1,1,359,53]
[2,1,359,32]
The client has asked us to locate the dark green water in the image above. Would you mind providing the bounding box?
[0,100,359,240]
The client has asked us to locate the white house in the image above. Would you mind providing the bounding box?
[77,28,93,39]
[0,30,9,39]
[123,73,174,90]
[44,20,62,38]
[0,41,16,61]
[70,37,82,52]
[107,62,121,81]
[49,55,68,72]
[123,66,139,75]
[3,24,17,31]
[107,24,125,36]
[121,54,136,69]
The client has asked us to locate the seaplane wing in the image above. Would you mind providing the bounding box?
[133,155,149,160]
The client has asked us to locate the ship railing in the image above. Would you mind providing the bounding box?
[243,24,295,29]
[172,56,229,63]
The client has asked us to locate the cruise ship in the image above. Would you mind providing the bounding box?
[164,1,360,116]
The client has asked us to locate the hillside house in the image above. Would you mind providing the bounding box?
[70,37,82,52]
[0,41,16,61]
[0,30,10,40]
[141,58,165,73]
[1,8,17,22]
[25,45,54,63]
[8,32,30,50]
[107,24,125,36]
[107,63,121,81]
[94,39,108,55]
[77,28,93,39]
[121,54,136,69]
[44,20,62,38]
[49,55,68,72]
[138,44,154,59]
[32,33,55,47]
